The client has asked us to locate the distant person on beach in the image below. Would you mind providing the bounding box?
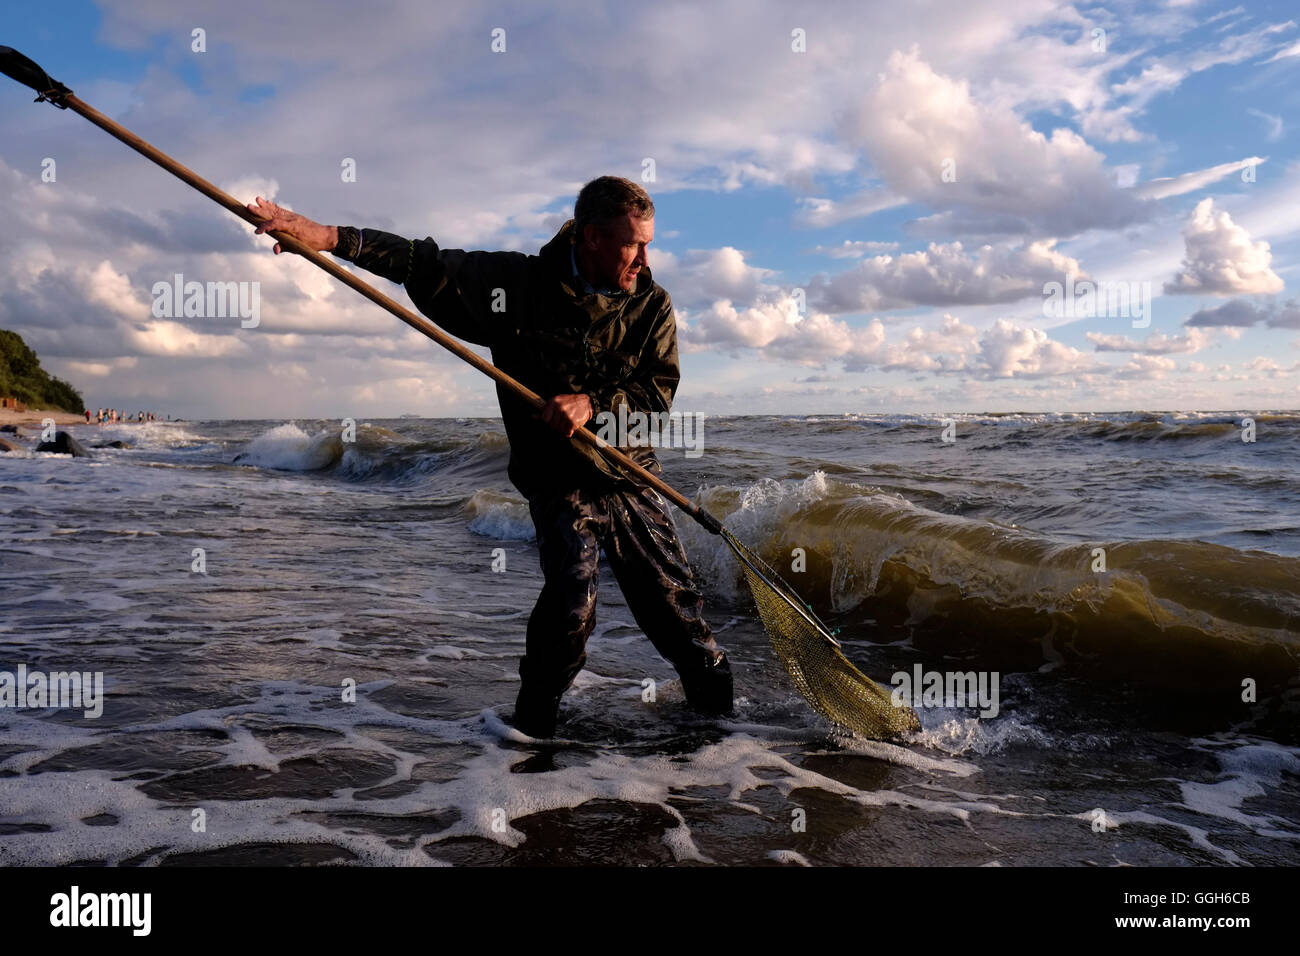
[248,176,733,739]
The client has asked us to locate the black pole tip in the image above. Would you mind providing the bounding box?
[0,45,72,107]
[694,508,723,536]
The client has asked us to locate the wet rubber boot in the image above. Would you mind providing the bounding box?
[509,686,562,740]
[678,652,734,717]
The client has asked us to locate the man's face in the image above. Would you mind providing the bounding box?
[583,213,654,292]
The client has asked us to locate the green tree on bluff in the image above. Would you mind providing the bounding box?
[0,330,84,412]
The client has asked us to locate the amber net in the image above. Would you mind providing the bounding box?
[721,528,920,739]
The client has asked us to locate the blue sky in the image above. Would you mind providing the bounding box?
[2,0,1299,418]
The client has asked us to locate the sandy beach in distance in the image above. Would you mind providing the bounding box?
[0,408,89,427]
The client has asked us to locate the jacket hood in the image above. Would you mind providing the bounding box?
[540,219,656,298]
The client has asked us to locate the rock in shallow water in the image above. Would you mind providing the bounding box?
[35,430,92,458]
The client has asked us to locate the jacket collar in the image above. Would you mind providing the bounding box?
[570,244,617,296]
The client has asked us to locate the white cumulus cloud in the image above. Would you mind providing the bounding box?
[1165,198,1284,295]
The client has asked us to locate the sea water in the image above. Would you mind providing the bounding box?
[0,412,1296,865]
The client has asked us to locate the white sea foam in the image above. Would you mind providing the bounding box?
[75,421,206,449]
[0,677,1030,866]
[911,712,1053,757]
[681,471,844,597]
[767,849,812,866]
[1179,738,1300,835]
[234,423,343,471]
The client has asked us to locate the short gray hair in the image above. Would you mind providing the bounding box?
[573,176,655,241]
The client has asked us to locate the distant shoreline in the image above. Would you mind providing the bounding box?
[0,408,88,426]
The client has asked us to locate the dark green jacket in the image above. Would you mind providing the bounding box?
[334,220,679,500]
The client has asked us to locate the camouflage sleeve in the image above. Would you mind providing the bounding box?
[588,293,681,416]
[332,227,526,349]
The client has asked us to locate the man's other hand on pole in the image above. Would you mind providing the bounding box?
[536,394,595,438]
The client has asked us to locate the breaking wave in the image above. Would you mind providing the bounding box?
[681,472,1300,691]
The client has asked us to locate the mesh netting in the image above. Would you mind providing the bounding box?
[722,528,920,740]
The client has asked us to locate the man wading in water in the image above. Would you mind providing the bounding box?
[249,176,733,738]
